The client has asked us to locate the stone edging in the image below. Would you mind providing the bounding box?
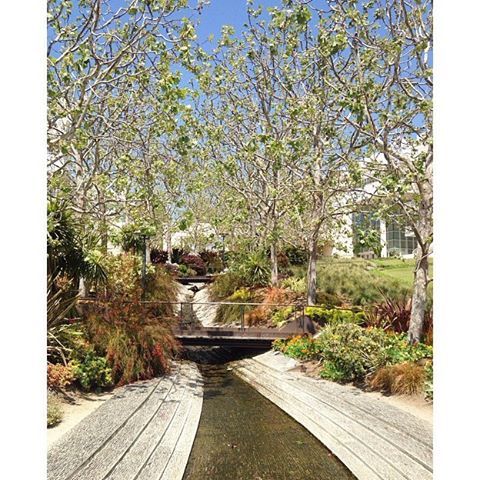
[47,362,203,480]
[232,351,433,480]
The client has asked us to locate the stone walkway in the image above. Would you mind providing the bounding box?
[233,351,433,480]
[47,362,203,480]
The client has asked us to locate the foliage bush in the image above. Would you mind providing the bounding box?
[47,269,86,366]
[144,265,178,306]
[150,248,168,264]
[199,250,223,273]
[113,223,156,253]
[366,297,433,344]
[171,248,186,264]
[83,253,180,386]
[47,363,76,391]
[274,324,432,384]
[214,288,254,325]
[246,287,296,326]
[284,246,308,265]
[277,251,290,270]
[281,277,306,294]
[47,392,63,428]
[230,250,271,287]
[179,254,206,275]
[211,272,245,299]
[273,335,322,360]
[177,264,196,276]
[304,306,366,327]
[271,306,295,326]
[368,362,426,395]
[71,350,113,391]
[47,200,107,284]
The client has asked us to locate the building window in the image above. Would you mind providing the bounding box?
[386,222,417,256]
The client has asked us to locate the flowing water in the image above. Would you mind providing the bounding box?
[182,358,356,480]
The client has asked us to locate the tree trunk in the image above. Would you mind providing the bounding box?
[165,230,173,263]
[408,247,429,343]
[99,189,108,254]
[306,236,318,305]
[270,242,279,287]
[408,169,433,344]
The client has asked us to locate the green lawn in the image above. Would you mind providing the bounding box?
[292,256,433,291]
[370,258,433,290]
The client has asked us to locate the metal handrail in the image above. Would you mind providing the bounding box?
[77,298,361,311]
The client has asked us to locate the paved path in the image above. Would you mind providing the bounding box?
[48,362,203,480]
[233,351,433,480]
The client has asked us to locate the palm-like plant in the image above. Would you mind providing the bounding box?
[47,200,107,364]
[47,200,107,285]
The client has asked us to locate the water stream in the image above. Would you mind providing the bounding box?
[180,284,355,480]
[182,356,355,480]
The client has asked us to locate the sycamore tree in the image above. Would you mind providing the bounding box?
[47,0,201,249]
[322,0,433,341]
[194,1,364,299]
[259,3,366,304]
[193,13,308,286]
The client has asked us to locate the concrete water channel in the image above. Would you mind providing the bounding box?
[177,282,355,479]
[182,350,356,480]
[48,283,432,479]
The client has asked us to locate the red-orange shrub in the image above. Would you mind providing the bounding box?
[82,254,180,386]
[47,363,75,390]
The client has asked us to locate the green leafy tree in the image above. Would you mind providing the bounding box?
[321,0,433,341]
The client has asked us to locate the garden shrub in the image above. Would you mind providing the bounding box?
[179,254,206,275]
[245,287,295,326]
[275,324,432,385]
[281,277,306,294]
[178,264,197,277]
[273,335,322,361]
[47,392,63,428]
[230,250,270,287]
[83,253,180,386]
[229,288,252,302]
[47,322,85,366]
[304,306,366,327]
[47,363,76,391]
[199,250,223,273]
[315,291,344,306]
[284,246,308,265]
[71,350,113,391]
[315,324,391,382]
[277,251,290,270]
[144,266,178,310]
[211,272,245,299]
[366,297,433,344]
[171,248,185,264]
[271,306,295,326]
[150,249,168,264]
[368,362,426,395]
[215,288,254,325]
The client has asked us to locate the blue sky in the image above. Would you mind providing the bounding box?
[193,0,286,42]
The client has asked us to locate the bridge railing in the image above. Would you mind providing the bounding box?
[157,301,311,333]
[76,298,363,335]
[78,298,309,331]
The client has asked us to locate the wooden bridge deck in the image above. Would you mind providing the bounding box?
[173,324,306,348]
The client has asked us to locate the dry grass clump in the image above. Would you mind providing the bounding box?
[368,362,425,395]
[245,287,296,326]
[47,392,63,428]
